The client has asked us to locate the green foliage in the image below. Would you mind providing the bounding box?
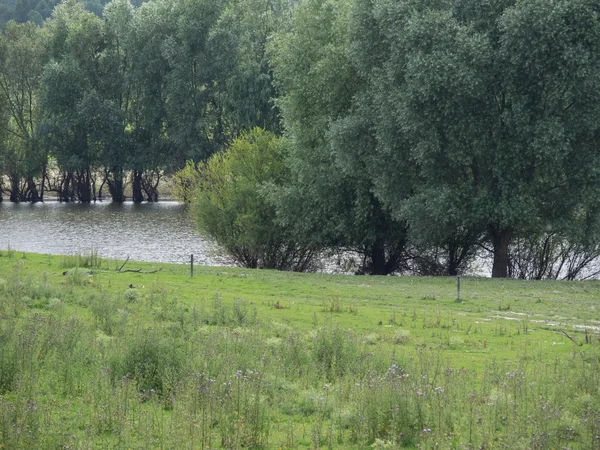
[346,0,600,277]
[271,0,410,275]
[209,0,290,135]
[64,267,91,286]
[60,248,102,269]
[0,0,117,30]
[0,21,46,202]
[181,128,319,271]
[111,331,183,394]
[312,324,359,379]
[0,324,19,393]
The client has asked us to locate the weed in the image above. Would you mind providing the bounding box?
[393,329,411,345]
[64,268,91,286]
[60,248,102,269]
[124,288,140,303]
[322,297,343,313]
[111,332,183,396]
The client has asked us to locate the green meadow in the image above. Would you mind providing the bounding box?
[0,251,598,449]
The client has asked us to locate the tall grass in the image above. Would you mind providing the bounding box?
[60,248,103,269]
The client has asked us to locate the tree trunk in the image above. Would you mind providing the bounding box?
[447,244,459,276]
[25,176,40,203]
[132,170,144,203]
[76,169,92,203]
[142,171,160,202]
[109,177,125,202]
[106,168,125,202]
[489,226,512,278]
[367,240,388,275]
[59,172,73,202]
[40,161,46,202]
[9,176,19,203]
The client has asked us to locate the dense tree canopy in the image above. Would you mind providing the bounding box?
[0,21,46,201]
[1,0,290,203]
[345,0,600,277]
[270,0,409,275]
[1,0,600,278]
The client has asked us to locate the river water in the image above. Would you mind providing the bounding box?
[0,201,227,265]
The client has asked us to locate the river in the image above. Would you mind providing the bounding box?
[0,201,227,265]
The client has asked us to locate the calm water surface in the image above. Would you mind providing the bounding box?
[0,201,226,265]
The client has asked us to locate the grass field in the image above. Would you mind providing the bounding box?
[0,250,598,449]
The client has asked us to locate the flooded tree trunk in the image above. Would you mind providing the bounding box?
[40,161,46,202]
[9,176,20,203]
[142,171,160,202]
[25,176,41,203]
[105,168,125,202]
[108,177,125,202]
[75,168,93,203]
[132,170,144,203]
[59,172,74,202]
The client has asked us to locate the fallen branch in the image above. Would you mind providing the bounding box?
[117,256,130,272]
[557,330,582,346]
[117,267,163,274]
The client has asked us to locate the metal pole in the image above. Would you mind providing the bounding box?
[457,276,461,301]
[191,254,194,277]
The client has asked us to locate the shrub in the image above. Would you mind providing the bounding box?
[112,333,184,396]
[174,128,320,271]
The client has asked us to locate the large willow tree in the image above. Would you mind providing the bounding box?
[277,0,600,277]
[355,0,600,277]
[271,0,410,275]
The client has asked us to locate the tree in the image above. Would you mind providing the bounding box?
[271,0,409,275]
[160,0,228,166]
[179,128,319,271]
[349,0,600,277]
[96,0,136,202]
[0,21,47,202]
[208,0,291,136]
[42,0,106,202]
[125,0,291,201]
[125,0,176,202]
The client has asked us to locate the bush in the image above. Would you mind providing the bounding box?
[174,128,320,271]
[111,333,184,396]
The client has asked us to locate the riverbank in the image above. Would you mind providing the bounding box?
[0,252,598,448]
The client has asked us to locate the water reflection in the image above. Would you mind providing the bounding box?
[0,201,226,265]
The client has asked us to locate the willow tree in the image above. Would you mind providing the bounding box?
[352,0,600,277]
[42,0,106,202]
[0,22,47,202]
[271,0,410,275]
